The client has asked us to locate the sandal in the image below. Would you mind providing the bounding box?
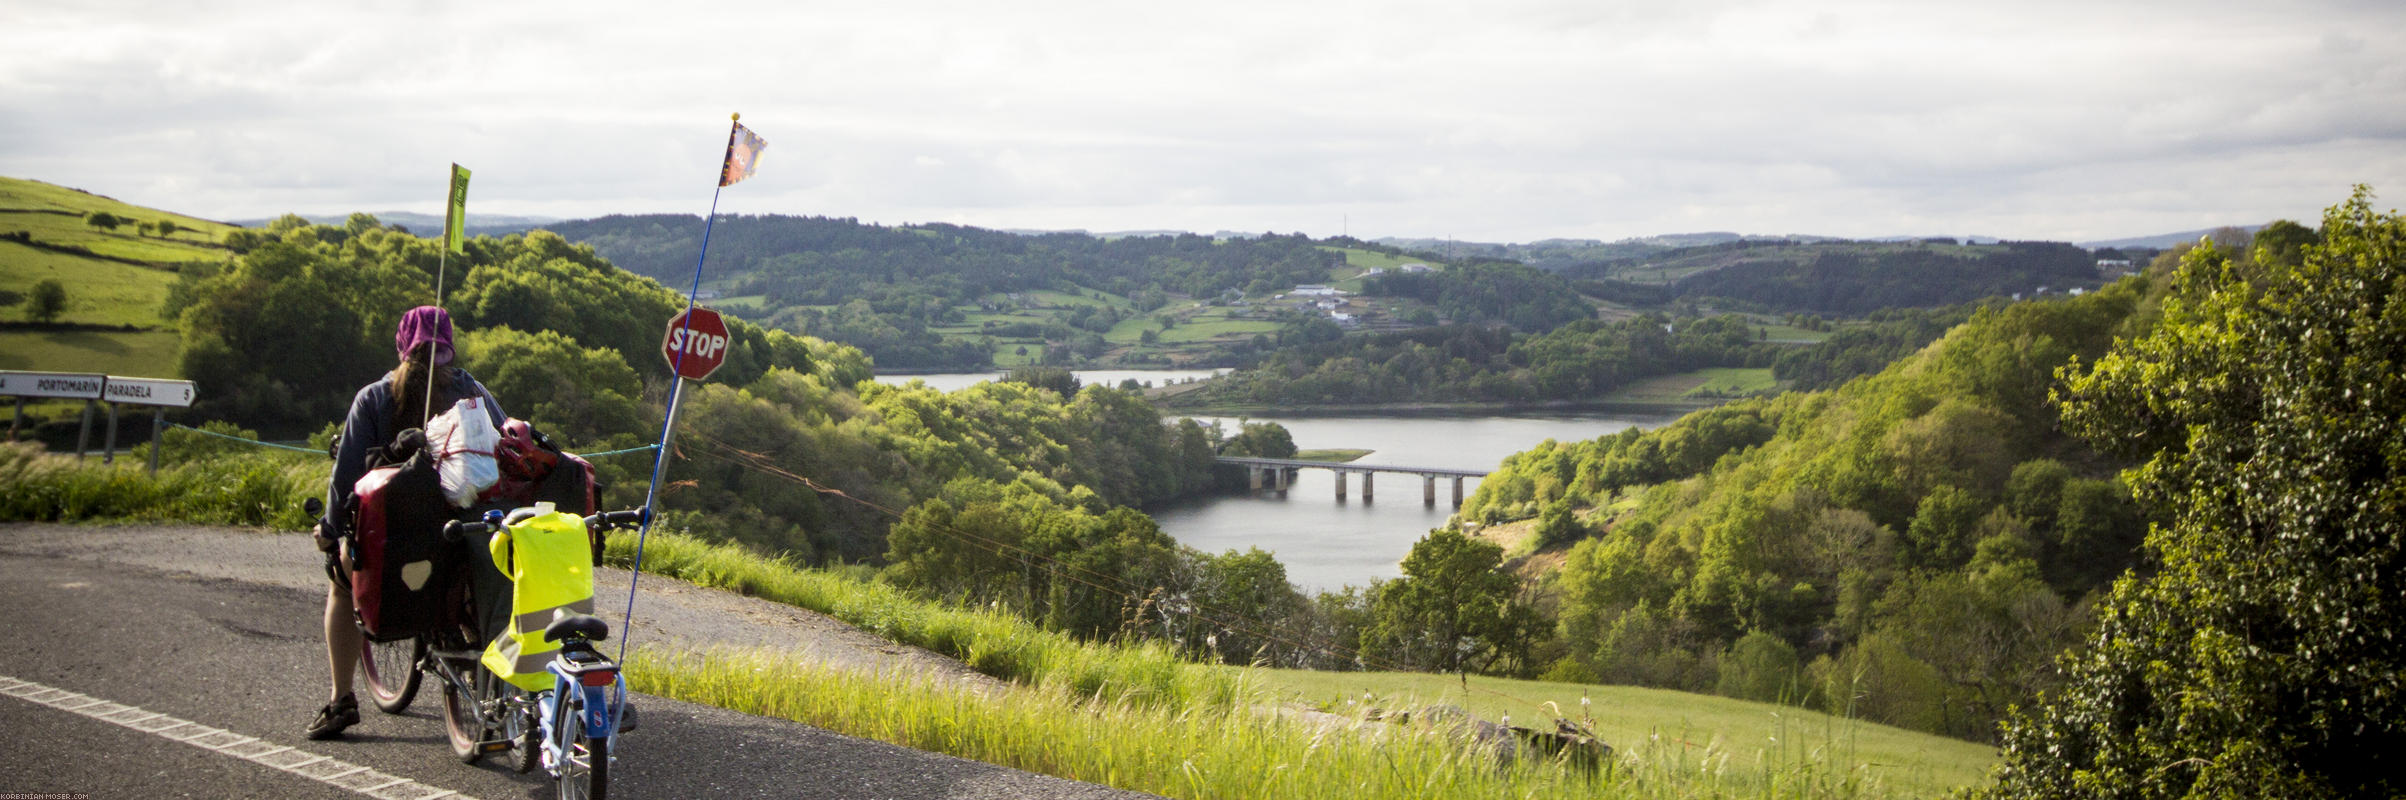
[305,693,360,740]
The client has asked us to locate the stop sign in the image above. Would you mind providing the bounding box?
[662,307,731,380]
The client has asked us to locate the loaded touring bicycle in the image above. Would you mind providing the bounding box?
[317,412,645,799]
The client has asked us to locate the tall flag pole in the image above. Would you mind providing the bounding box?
[427,163,471,423]
[620,114,765,663]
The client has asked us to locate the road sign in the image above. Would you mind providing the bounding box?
[0,371,105,400]
[102,376,196,408]
[662,307,731,381]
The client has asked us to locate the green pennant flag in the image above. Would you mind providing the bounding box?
[444,163,471,253]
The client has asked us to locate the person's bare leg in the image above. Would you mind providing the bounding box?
[325,581,360,701]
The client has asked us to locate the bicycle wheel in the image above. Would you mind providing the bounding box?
[358,635,423,714]
[442,668,491,763]
[505,685,539,774]
[553,690,608,800]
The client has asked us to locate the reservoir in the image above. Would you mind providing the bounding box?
[874,369,1675,595]
[1151,412,1671,594]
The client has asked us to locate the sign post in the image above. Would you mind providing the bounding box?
[102,376,195,473]
[0,371,104,455]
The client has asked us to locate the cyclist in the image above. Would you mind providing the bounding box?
[309,305,509,739]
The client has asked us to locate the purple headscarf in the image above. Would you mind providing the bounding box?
[394,305,455,366]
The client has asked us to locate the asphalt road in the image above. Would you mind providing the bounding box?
[0,535,1152,800]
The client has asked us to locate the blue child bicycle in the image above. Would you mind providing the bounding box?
[439,505,645,800]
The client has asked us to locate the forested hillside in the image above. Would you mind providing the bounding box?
[1172,314,1774,406]
[1462,270,2163,741]
[1568,239,2104,315]
[540,214,1353,368]
[171,214,823,437]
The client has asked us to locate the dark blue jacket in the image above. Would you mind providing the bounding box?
[323,369,507,532]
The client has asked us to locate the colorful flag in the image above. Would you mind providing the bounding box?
[444,163,471,253]
[720,122,766,187]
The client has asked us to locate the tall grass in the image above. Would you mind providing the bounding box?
[603,530,1237,710]
[0,441,319,528]
[631,645,1907,800]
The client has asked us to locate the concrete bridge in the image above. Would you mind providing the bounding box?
[1215,456,1489,507]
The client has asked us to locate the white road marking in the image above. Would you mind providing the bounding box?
[0,672,481,800]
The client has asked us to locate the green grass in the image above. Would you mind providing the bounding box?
[634,646,1943,800]
[0,440,322,528]
[994,341,1044,366]
[1321,246,1427,271]
[1157,316,1277,344]
[1679,367,1779,398]
[711,294,769,314]
[1024,289,1121,309]
[601,530,1233,708]
[0,329,181,376]
[0,177,239,268]
[1604,368,1779,403]
[1752,323,1833,343]
[0,241,178,326]
[1103,314,1164,345]
[1251,669,1996,797]
[1292,448,1372,462]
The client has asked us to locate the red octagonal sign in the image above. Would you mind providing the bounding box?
[662,306,731,381]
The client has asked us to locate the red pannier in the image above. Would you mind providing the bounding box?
[348,453,456,641]
[347,420,603,642]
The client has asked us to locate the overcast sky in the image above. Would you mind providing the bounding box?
[5,0,2403,243]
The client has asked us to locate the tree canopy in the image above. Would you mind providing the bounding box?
[1984,189,2400,797]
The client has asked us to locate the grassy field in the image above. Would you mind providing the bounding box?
[1322,246,1429,271]
[1750,323,1834,343]
[1251,669,1997,796]
[0,329,181,376]
[1679,367,1780,398]
[993,340,1044,366]
[0,177,238,268]
[1605,367,1780,403]
[1156,312,1277,344]
[0,241,178,327]
[1292,448,1372,462]
[0,176,220,380]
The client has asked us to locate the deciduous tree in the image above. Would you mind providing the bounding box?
[1986,188,2406,798]
[24,279,66,323]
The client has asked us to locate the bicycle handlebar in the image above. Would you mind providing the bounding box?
[588,508,650,531]
[443,506,649,543]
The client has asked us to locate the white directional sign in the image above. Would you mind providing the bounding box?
[102,376,197,408]
[0,371,106,400]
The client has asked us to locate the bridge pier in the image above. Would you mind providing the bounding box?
[1215,457,1482,506]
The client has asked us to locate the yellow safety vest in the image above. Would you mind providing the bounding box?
[480,504,597,691]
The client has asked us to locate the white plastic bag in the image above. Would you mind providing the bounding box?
[426,397,500,508]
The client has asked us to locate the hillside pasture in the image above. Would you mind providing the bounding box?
[1679,367,1779,398]
[0,241,176,327]
[0,329,180,377]
[1251,668,1998,797]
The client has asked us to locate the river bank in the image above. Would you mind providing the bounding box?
[1152,397,1722,419]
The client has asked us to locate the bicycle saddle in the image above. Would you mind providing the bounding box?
[543,612,611,643]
